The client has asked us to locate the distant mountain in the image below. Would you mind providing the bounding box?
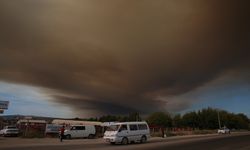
[0,115,97,122]
[0,115,58,122]
[1,115,25,120]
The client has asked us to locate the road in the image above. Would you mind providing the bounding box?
[1,132,250,150]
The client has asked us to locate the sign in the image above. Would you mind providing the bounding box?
[0,109,4,114]
[0,100,9,109]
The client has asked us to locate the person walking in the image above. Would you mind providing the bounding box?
[60,125,65,142]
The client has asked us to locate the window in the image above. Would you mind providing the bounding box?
[138,124,148,130]
[129,124,138,131]
[7,126,17,129]
[106,125,120,131]
[76,126,85,130]
[72,126,85,130]
[119,125,128,131]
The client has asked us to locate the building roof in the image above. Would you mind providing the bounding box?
[52,119,102,126]
[17,119,47,124]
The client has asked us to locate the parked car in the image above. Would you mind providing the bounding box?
[62,125,96,139]
[103,121,150,145]
[218,127,230,134]
[0,126,19,137]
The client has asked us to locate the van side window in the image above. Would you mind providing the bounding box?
[138,124,148,130]
[76,126,85,130]
[129,124,138,131]
[120,125,127,131]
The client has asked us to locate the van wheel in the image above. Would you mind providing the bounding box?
[121,137,128,145]
[65,134,71,139]
[88,134,95,139]
[141,136,147,143]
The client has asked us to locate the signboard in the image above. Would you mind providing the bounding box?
[0,109,4,114]
[0,100,9,109]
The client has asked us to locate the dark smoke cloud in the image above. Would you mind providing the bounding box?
[0,0,250,116]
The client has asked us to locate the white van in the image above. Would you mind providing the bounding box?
[103,122,150,145]
[63,125,96,139]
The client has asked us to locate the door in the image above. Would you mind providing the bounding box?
[128,124,139,142]
[70,126,77,138]
[117,124,129,142]
[76,126,86,138]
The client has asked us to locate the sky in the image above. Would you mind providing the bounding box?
[0,0,250,118]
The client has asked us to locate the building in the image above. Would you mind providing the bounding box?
[17,119,47,137]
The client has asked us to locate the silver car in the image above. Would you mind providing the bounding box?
[218,127,230,134]
[0,126,19,137]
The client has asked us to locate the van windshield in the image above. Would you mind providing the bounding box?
[7,126,17,129]
[106,125,120,131]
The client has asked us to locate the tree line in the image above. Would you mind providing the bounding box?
[171,108,249,130]
[84,108,250,130]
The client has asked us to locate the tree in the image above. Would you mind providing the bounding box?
[147,112,172,127]
[172,114,182,128]
[99,115,119,122]
[198,108,218,129]
[128,112,141,121]
[182,111,199,129]
[97,108,250,130]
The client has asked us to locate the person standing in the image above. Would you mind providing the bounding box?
[60,125,65,142]
[161,127,165,138]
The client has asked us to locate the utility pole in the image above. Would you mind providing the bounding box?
[217,110,221,129]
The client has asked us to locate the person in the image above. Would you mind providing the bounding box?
[161,127,165,138]
[60,125,65,142]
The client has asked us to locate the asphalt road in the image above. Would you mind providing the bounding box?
[1,132,250,150]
